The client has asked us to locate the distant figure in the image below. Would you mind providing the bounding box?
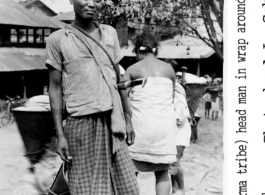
[202,89,211,119]
[170,81,192,195]
[124,32,177,195]
[210,92,220,120]
[213,77,222,85]
[204,75,212,85]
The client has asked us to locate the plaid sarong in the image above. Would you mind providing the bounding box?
[64,111,139,195]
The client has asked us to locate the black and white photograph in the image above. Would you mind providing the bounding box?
[0,0,224,195]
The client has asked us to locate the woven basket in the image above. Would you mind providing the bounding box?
[13,110,55,164]
[186,83,207,114]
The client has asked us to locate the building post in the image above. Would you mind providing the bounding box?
[22,75,27,99]
[197,59,201,77]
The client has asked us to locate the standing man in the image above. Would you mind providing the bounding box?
[202,89,211,119]
[46,0,139,194]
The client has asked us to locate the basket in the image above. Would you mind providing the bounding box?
[185,83,207,115]
[13,110,55,164]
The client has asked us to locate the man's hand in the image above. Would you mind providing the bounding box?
[117,66,135,146]
[56,135,71,162]
[125,123,135,146]
[169,160,180,175]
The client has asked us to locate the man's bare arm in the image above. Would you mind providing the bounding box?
[48,66,71,162]
[115,64,135,146]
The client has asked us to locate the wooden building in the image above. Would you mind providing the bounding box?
[0,0,64,99]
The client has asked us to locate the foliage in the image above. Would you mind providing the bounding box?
[98,0,223,61]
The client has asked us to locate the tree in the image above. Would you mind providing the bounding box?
[179,0,224,61]
[98,0,223,61]
[201,0,223,61]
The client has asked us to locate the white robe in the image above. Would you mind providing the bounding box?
[128,77,177,164]
[174,82,191,147]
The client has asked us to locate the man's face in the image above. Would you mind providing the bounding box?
[71,0,103,20]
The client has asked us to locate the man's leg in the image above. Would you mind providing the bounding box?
[205,104,207,118]
[207,109,210,119]
[170,146,185,195]
[154,170,170,195]
[112,141,140,195]
[171,164,184,195]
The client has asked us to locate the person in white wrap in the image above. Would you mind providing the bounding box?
[123,32,177,195]
[170,80,192,195]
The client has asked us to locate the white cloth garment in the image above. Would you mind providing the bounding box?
[128,77,177,164]
[211,97,220,111]
[174,82,191,147]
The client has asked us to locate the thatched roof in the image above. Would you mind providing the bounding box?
[121,40,215,59]
[37,0,73,14]
[0,0,65,28]
[53,11,74,22]
[22,0,73,15]
[0,47,46,72]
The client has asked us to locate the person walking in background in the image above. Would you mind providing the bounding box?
[46,0,139,194]
[211,90,220,120]
[123,32,177,195]
[202,89,211,119]
[170,79,192,195]
[204,74,212,85]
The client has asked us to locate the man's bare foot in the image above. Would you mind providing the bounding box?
[172,189,185,195]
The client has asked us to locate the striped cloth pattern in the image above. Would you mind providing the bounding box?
[64,111,139,195]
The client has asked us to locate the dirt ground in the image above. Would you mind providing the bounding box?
[0,103,223,195]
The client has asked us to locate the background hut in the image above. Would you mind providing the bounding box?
[0,0,64,99]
